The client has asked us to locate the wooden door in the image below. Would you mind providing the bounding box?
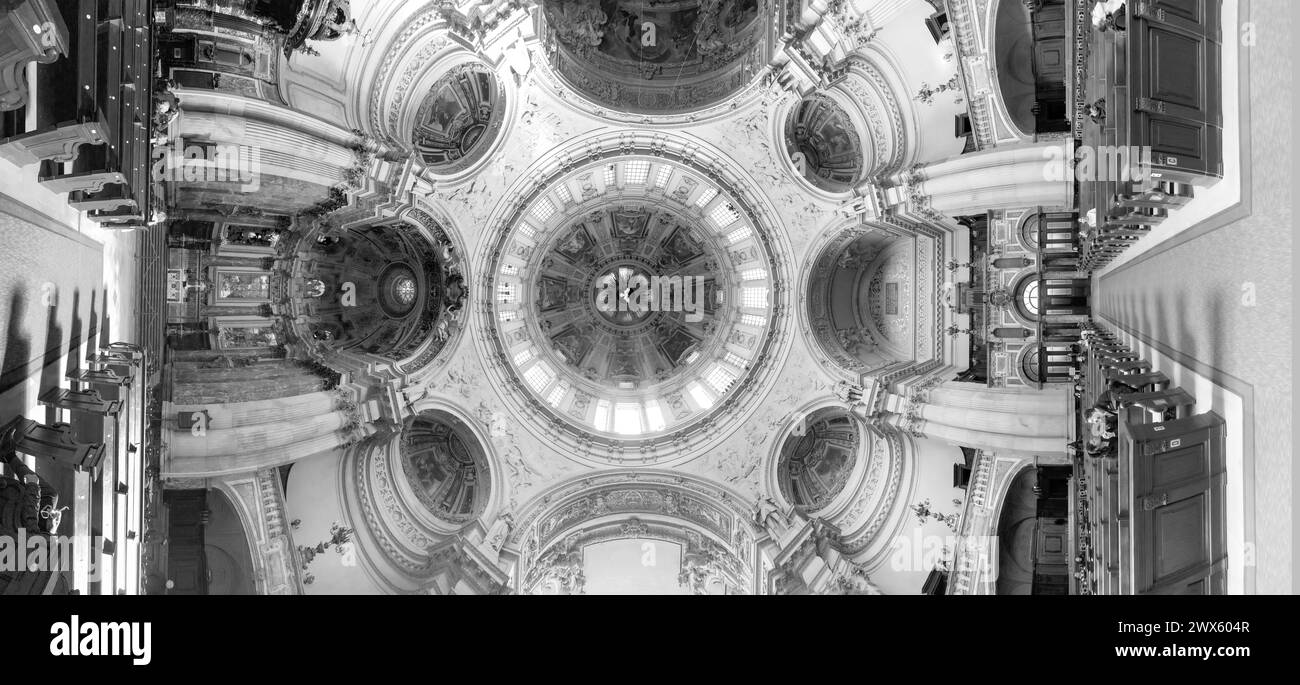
[1126,413,1227,594]
[164,490,208,594]
[1129,0,1224,182]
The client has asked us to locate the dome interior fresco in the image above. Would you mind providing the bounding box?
[487,156,782,447]
[540,0,772,112]
[399,412,492,526]
[776,409,861,513]
[412,63,506,173]
[784,94,867,192]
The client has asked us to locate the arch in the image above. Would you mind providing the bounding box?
[1012,272,1041,322]
[348,399,507,581]
[993,0,1071,136]
[509,470,762,593]
[802,224,914,379]
[201,488,259,595]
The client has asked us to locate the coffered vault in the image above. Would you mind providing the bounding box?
[152,0,1074,595]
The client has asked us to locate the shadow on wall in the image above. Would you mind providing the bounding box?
[284,448,383,594]
[870,438,965,595]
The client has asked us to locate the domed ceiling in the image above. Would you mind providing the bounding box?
[299,221,463,364]
[485,154,784,458]
[399,412,490,526]
[412,63,505,173]
[540,0,772,112]
[784,94,866,192]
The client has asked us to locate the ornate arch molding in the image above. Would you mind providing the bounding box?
[507,471,764,593]
[347,400,508,579]
[361,10,519,170]
[837,53,912,178]
[761,399,907,559]
[388,207,471,376]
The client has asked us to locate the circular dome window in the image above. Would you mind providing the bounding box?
[376,262,422,318]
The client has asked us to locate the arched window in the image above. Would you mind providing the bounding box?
[1021,279,1041,318]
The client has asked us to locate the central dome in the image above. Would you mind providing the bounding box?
[531,199,732,391]
[484,151,784,459]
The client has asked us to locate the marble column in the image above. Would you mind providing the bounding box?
[882,381,1069,456]
[170,391,337,430]
[169,409,347,459]
[926,382,1068,415]
[918,404,1062,438]
[884,414,1063,456]
[890,141,1072,216]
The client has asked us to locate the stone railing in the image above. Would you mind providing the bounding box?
[212,468,305,595]
[947,449,996,594]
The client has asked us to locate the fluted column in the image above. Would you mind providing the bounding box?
[170,391,337,429]
[169,409,347,459]
[880,380,1069,456]
[888,141,1072,216]
[884,414,1063,456]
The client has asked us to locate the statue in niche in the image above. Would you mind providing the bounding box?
[838,241,881,271]
[304,278,327,298]
[485,513,513,554]
[445,275,467,313]
[548,0,607,56]
[754,496,792,539]
[837,327,878,358]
